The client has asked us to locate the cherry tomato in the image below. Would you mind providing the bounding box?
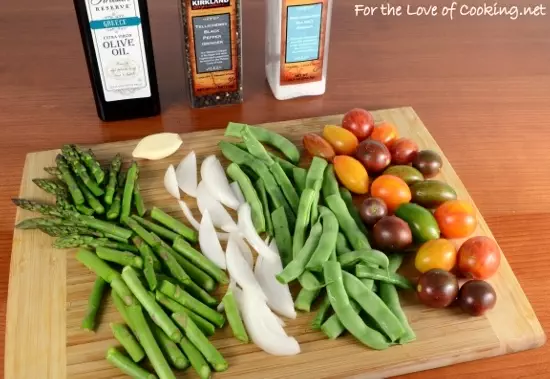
[323,125,359,155]
[434,200,477,238]
[303,134,335,161]
[342,108,375,141]
[333,155,369,194]
[457,236,501,279]
[390,138,419,165]
[415,239,457,273]
[370,175,411,213]
[371,122,398,147]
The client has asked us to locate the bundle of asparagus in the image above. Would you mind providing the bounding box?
[13,145,237,379]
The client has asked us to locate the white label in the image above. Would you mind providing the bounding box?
[85,0,151,102]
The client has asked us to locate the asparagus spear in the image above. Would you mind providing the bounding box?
[150,321,189,370]
[150,207,197,243]
[16,217,74,229]
[107,170,125,220]
[172,312,228,372]
[32,178,67,195]
[55,155,85,205]
[121,161,138,222]
[110,322,145,362]
[167,250,216,292]
[112,291,134,331]
[133,237,160,292]
[106,347,156,379]
[39,225,102,237]
[104,154,122,205]
[132,215,179,242]
[44,166,63,181]
[178,336,211,379]
[222,289,249,343]
[173,237,228,284]
[124,217,161,250]
[75,175,105,214]
[134,182,146,217]
[155,291,216,336]
[96,246,143,269]
[81,276,107,331]
[54,235,137,252]
[73,145,105,184]
[76,204,95,216]
[61,145,104,196]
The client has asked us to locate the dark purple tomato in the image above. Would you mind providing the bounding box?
[355,140,391,174]
[412,150,443,178]
[416,269,458,308]
[457,280,497,316]
[372,216,412,253]
[359,197,388,227]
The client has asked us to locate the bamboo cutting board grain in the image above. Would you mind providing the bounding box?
[5,107,545,379]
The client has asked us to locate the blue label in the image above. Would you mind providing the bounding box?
[90,17,141,30]
[285,4,322,63]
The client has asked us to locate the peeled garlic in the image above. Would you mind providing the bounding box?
[132,133,183,160]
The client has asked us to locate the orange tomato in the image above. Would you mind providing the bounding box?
[371,122,398,147]
[323,125,359,155]
[434,200,477,238]
[303,134,335,161]
[333,155,369,194]
[370,175,411,212]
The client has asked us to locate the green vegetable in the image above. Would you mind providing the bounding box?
[155,244,192,286]
[298,271,323,291]
[222,289,249,343]
[323,261,389,350]
[306,157,328,224]
[132,215,179,242]
[226,162,265,232]
[150,322,189,369]
[53,235,136,252]
[172,312,229,372]
[320,300,361,339]
[337,249,389,270]
[306,206,339,272]
[173,237,228,284]
[292,167,307,194]
[120,161,138,222]
[271,207,293,267]
[339,187,368,234]
[311,295,331,330]
[81,276,107,331]
[294,288,320,312]
[76,248,119,283]
[104,154,122,205]
[32,178,67,196]
[335,232,351,256]
[110,322,145,362]
[73,145,106,184]
[325,194,370,250]
[321,164,340,199]
[394,203,440,243]
[410,180,457,208]
[383,165,424,185]
[55,155,85,205]
[256,178,272,235]
[168,250,216,292]
[61,146,104,196]
[292,189,316,258]
[150,207,197,243]
[44,166,63,181]
[355,264,413,289]
[76,204,95,216]
[106,347,156,379]
[111,291,134,331]
[133,182,146,217]
[270,153,297,177]
[183,280,218,307]
[178,336,211,379]
[96,246,143,269]
[155,291,216,336]
[133,235,161,271]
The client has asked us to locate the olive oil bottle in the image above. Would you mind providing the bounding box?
[73,0,160,121]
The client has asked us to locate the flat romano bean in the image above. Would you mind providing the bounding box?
[294,287,320,312]
[337,249,389,269]
[321,300,361,339]
[326,194,371,251]
[292,189,316,258]
[227,163,265,233]
[355,264,413,290]
[306,157,327,224]
[298,271,323,291]
[335,232,352,256]
[225,122,300,163]
[339,188,369,235]
[306,207,339,272]
[272,207,292,266]
[311,294,331,330]
[271,154,297,177]
[270,162,300,212]
[277,221,323,284]
[293,167,307,194]
[241,126,274,164]
[323,261,390,350]
[322,164,340,199]
[342,272,405,342]
[256,178,272,236]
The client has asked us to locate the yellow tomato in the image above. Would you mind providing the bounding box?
[415,239,457,273]
[323,125,359,155]
[333,155,369,194]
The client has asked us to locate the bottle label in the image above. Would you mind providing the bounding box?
[184,0,239,97]
[280,0,328,86]
[85,0,151,102]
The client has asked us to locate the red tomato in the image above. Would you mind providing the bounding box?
[303,134,335,161]
[434,200,477,238]
[457,236,501,279]
[370,175,411,213]
[333,155,369,194]
[342,109,375,141]
[371,122,398,147]
[323,125,359,155]
[390,138,419,165]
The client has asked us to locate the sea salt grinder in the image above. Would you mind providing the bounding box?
[265,0,333,100]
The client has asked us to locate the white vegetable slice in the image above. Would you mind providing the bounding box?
[199,210,226,270]
[176,151,197,197]
[196,181,238,233]
[238,203,278,262]
[132,133,183,160]
[254,241,296,319]
[178,200,230,240]
[201,155,240,210]
[164,165,180,199]
[230,182,245,205]
[233,232,254,268]
[238,290,300,356]
[226,234,266,301]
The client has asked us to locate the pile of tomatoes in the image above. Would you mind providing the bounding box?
[303,108,501,317]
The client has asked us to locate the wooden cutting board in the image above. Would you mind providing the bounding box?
[5,107,545,379]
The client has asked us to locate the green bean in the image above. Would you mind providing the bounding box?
[292,189,316,258]
[321,300,361,339]
[293,167,307,194]
[241,125,274,164]
[272,207,293,267]
[311,295,331,330]
[256,178,272,235]
[298,271,323,291]
[379,254,416,343]
[225,122,300,163]
[339,188,368,234]
[271,154,297,177]
[222,289,249,343]
[361,278,375,291]
[270,162,300,212]
[277,221,323,284]
[326,194,371,251]
[306,206,339,272]
[342,272,405,342]
[329,248,337,262]
[323,261,390,350]
[321,164,340,199]
[335,232,351,256]
[355,264,413,290]
[227,163,265,232]
[294,287,320,312]
[306,157,328,224]
[337,249,389,269]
